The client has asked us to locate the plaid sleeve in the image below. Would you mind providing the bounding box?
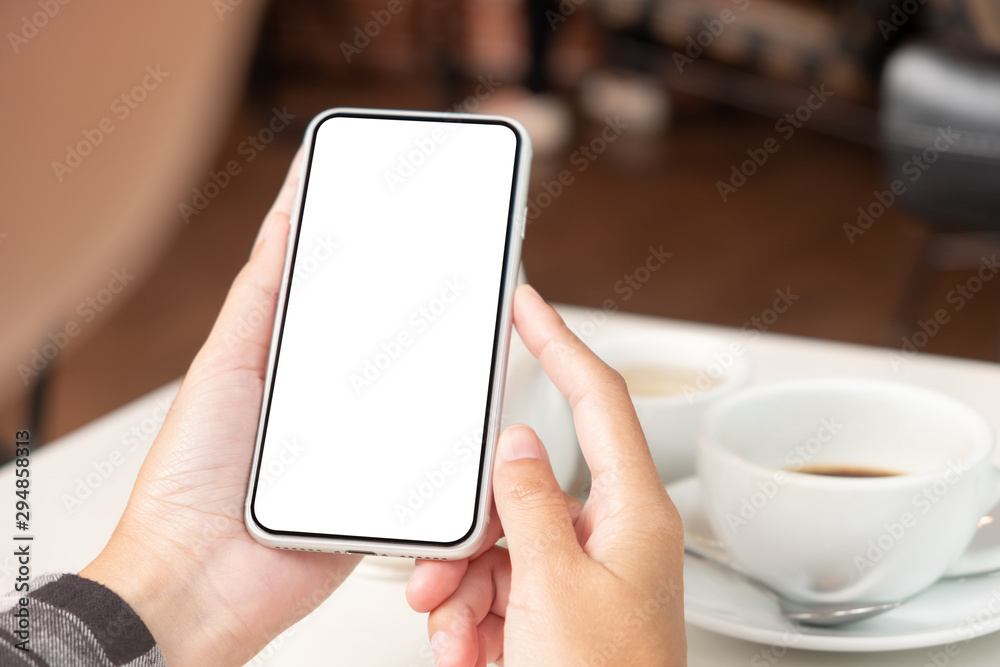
[0,573,165,666]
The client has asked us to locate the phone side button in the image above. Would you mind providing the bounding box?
[520,204,527,239]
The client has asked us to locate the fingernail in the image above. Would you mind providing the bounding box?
[520,283,542,302]
[430,631,450,664]
[501,427,543,461]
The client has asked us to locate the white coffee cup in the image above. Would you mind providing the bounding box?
[697,377,1000,604]
[589,329,752,483]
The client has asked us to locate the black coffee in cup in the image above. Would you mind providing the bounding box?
[792,463,902,478]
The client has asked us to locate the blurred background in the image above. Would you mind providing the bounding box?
[1,0,999,456]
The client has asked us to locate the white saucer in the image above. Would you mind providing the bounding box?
[668,476,1000,652]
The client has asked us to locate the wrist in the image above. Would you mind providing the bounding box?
[80,517,231,665]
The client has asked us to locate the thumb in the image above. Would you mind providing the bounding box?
[493,425,580,574]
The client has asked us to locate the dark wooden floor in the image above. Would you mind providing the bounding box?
[10,70,999,445]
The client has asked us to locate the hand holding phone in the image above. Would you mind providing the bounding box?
[80,152,362,666]
[245,109,532,559]
[406,286,688,667]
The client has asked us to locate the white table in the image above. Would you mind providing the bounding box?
[3,305,1000,666]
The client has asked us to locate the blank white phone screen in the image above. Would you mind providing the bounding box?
[252,114,519,544]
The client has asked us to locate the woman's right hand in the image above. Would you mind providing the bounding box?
[407,285,687,666]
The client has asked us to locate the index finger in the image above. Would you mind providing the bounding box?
[512,285,662,498]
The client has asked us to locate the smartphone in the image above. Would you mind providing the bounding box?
[244,108,531,559]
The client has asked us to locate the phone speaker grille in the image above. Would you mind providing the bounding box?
[274,546,341,553]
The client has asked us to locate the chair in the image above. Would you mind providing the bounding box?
[880,41,1000,356]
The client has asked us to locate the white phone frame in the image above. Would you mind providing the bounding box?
[244,108,532,560]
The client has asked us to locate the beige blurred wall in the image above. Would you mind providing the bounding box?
[0,0,267,407]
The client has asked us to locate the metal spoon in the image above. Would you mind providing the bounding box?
[684,545,903,626]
